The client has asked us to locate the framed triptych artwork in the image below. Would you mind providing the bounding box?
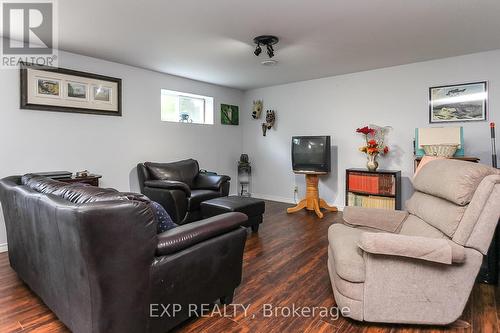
[20,63,122,116]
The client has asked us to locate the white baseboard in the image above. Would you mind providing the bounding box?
[0,243,7,253]
[251,193,296,204]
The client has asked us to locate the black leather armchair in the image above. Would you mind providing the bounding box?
[138,159,231,224]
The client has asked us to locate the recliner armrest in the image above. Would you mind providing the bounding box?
[156,212,247,256]
[144,180,191,196]
[343,206,408,233]
[193,173,230,191]
[358,233,465,264]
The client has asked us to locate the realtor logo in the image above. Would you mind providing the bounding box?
[1,0,58,68]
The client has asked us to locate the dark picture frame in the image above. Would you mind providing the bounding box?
[429,81,487,123]
[20,63,122,116]
[220,104,239,125]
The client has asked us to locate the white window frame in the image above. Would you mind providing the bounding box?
[161,89,214,125]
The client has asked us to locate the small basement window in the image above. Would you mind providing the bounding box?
[161,89,214,124]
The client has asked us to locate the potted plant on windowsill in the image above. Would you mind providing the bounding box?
[356,125,390,171]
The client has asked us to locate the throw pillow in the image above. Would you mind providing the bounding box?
[414,156,445,178]
[150,201,178,233]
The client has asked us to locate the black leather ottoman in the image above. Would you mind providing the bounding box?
[201,196,265,232]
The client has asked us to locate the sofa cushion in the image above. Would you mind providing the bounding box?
[327,223,367,283]
[328,264,364,321]
[453,175,500,250]
[413,156,445,177]
[150,201,177,233]
[22,174,66,194]
[145,159,199,187]
[187,190,222,211]
[406,192,466,237]
[144,179,191,196]
[51,184,130,204]
[193,173,230,191]
[22,174,150,205]
[343,206,408,233]
[399,215,446,239]
[327,247,364,301]
[412,159,497,206]
[358,233,465,264]
[462,177,500,254]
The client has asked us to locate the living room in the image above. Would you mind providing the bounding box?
[0,1,499,332]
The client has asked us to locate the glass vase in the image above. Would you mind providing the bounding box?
[366,154,379,172]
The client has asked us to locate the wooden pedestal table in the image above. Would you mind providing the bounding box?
[286,172,337,218]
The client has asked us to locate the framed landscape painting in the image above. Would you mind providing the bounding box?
[429,81,487,123]
[221,104,239,125]
[20,63,122,116]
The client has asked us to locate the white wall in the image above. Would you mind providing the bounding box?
[0,50,243,251]
[242,50,500,207]
[2,48,499,251]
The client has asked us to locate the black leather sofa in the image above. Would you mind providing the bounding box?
[137,159,230,224]
[0,174,247,333]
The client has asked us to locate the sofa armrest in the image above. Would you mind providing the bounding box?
[156,212,247,256]
[343,206,408,233]
[193,173,230,191]
[144,180,191,196]
[358,233,465,264]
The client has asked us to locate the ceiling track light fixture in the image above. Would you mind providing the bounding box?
[253,35,279,59]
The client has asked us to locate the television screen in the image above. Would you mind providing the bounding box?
[291,136,331,173]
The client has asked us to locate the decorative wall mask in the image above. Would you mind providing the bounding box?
[252,100,263,119]
[262,110,276,136]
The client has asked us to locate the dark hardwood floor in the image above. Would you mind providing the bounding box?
[0,200,499,332]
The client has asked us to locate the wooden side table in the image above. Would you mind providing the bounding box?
[286,171,337,219]
[58,175,102,187]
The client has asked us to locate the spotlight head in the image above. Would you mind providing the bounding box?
[266,44,274,58]
[254,44,262,56]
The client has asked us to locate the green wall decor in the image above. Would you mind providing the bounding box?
[221,104,239,125]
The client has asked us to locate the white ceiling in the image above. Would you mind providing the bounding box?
[58,0,500,90]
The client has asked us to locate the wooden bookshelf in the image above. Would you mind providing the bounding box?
[345,168,401,210]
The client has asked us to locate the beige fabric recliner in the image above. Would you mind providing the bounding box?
[328,159,500,325]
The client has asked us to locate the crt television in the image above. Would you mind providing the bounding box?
[291,136,331,173]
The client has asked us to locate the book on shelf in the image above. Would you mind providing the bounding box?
[346,168,401,210]
[348,172,395,196]
[347,192,396,210]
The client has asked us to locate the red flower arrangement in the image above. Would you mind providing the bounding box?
[356,126,389,156]
[356,126,375,136]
